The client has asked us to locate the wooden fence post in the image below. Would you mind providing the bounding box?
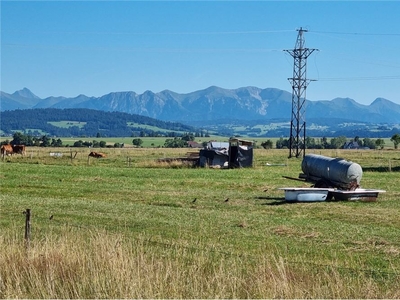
[24,208,31,249]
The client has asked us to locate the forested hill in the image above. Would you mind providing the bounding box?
[0,108,196,137]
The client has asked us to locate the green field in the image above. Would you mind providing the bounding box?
[1,148,400,298]
[48,121,87,128]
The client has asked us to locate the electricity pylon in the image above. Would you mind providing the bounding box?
[284,27,318,158]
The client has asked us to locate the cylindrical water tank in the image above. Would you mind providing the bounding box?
[301,154,363,185]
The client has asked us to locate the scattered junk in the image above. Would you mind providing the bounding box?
[199,141,229,168]
[266,163,287,166]
[228,138,254,168]
[49,152,63,157]
[158,138,254,168]
[329,189,386,201]
[199,138,254,168]
[278,187,334,202]
[280,154,386,202]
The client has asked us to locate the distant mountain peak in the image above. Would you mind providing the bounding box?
[330,97,365,108]
[1,86,399,124]
[12,87,40,99]
[371,97,390,104]
[370,97,399,112]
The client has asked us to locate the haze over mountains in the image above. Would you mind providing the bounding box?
[1,87,400,124]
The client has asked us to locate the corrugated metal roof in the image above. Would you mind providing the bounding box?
[209,142,229,149]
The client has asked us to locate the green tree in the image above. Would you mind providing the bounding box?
[132,138,143,147]
[73,140,84,147]
[390,133,400,149]
[375,138,385,150]
[276,137,289,149]
[41,135,51,147]
[26,135,34,146]
[261,140,273,149]
[82,141,92,147]
[12,132,27,145]
[51,138,63,147]
[33,137,41,147]
[99,141,107,148]
[330,136,347,149]
[363,138,376,149]
[10,132,37,146]
[320,137,329,149]
[181,132,195,142]
[164,137,187,148]
[305,137,314,149]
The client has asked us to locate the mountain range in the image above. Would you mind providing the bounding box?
[1,86,400,125]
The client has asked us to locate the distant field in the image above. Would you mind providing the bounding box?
[228,123,291,136]
[1,148,400,298]
[127,122,186,134]
[48,121,87,128]
[48,120,198,135]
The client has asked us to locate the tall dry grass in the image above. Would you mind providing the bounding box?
[1,228,398,299]
[2,147,400,298]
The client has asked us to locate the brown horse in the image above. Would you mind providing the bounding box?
[1,144,13,157]
[88,151,106,158]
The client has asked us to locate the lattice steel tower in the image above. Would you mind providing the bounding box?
[284,27,318,158]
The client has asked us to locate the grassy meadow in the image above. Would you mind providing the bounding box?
[1,147,400,298]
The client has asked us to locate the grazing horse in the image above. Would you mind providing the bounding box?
[1,144,13,157]
[12,145,26,155]
[88,151,106,158]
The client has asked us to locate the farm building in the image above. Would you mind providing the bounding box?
[343,141,360,149]
[199,138,253,168]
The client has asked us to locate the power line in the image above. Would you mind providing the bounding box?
[4,28,400,36]
[2,43,284,53]
[317,76,400,82]
[311,30,400,36]
[1,29,295,36]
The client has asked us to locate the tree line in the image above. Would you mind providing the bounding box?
[0,132,116,148]
[271,135,400,150]
[1,132,207,149]
[2,132,400,150]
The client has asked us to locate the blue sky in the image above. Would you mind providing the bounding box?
[1,1,400,105]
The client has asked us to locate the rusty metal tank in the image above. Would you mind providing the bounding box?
[301,154,363,187]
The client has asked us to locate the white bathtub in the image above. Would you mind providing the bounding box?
[278,187,334,202]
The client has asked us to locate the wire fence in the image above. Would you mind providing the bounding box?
[9,208,400,281]
[2,147,400,171]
